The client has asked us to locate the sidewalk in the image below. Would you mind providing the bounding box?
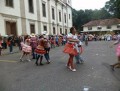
[0,46,20,56]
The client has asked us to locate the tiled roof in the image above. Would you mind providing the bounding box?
[83,18,120,27]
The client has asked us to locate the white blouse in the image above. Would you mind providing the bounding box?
[67,33,78,42]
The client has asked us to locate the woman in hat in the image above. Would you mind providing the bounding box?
[35,35,46,66]
[30,33,37,59]
[63,27,79,72]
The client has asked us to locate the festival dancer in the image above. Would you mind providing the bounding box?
[63,27,79,72]
[20,35,32,62]
[35,35,46,66]
[75,40,84,64]
[44,35,51,64]
[50,36,55,48]
[110,33,120,71]
[30,33,37,59]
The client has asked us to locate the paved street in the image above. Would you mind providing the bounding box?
[0,41,120,91]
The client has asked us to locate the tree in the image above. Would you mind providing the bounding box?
[91,8,112,20]
[72,0,114,32]
[105,0,120,18]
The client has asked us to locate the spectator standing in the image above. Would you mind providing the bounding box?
[0,35,2,55]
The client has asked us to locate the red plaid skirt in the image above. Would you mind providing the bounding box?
[35,45,46,54]
[63,43,78,56]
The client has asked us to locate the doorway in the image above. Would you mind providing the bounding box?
[30,24,35,34]
[6,21,17,36]
[65,29,67,35]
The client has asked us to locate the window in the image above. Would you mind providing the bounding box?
[64,14,66,23]
[59,11,61,22]
[6,0,13,7]
[28,0,34,13]
[52,8,55,20]
[42,3,46,17]
[53,27,56,34]
[88,27,92,30]
[68,0,70,3]
[107,26,111,29]
[60,28,62,34]
[117,24,120,28]
[43,25,47,31]
[30,24,35,33]
[65,29,67,35]
[69,14,70,19]
[68,0,69,3]
[97,26,102,30]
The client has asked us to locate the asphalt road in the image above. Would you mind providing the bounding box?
[0,41,120,91]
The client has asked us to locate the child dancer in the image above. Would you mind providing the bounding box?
[20,35,32,62]
[75,41,84,64]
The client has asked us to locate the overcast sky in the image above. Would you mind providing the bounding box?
[72,0,109,10]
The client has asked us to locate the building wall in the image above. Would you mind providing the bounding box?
[0,0,72,36]
[49,0,57,35]
[112,25,120,31]
[83,25,120,32]
[24,0,37,20]
[67,7,72,28]
[0,14,5,35]
[0,0,21,17]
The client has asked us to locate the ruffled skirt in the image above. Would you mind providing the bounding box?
[21,42,32,53]
[63,43,78,56]
[116,44,120,56]
[35,45,46,54]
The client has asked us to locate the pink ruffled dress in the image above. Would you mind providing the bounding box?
[115,34,120,56]
[116,44,120,56]
[21,39,32,53]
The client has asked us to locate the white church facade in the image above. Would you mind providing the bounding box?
[0,0,72,36]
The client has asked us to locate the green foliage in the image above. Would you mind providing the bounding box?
[72,8,112,31]
[105,0,120,18]
[72,0,120,32]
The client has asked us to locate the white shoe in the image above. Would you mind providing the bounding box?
[27,59,31,62]
[20,59,23,62]
[71,69,76,72]
[66,64,71,69]
[69,66,72,70]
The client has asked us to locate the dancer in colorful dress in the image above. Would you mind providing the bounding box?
[30,33,37,59]
[50,36,55,48]
[20,35,32,62]
[63,27,79,72]
[110,33,120,71]
[35,35,46,66]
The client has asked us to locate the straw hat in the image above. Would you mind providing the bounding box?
[30,33,35,37]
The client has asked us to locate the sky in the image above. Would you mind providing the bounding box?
[72,0,109,10]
